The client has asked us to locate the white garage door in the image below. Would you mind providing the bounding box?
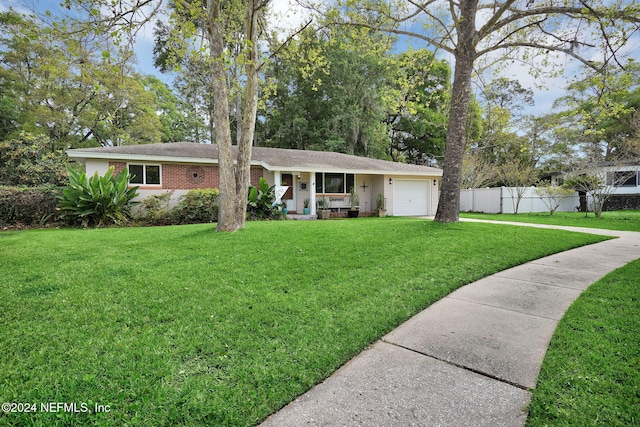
[393,180,430,216]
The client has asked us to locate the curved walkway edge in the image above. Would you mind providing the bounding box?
[261,219,640,427]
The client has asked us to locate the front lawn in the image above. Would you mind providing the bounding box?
[461,210,640,232]
[526,258,640,426]
[0,219,607,426]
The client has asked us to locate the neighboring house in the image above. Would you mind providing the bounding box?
[66,142,442,217]
[550,162,640,211]
[549,162,640,191]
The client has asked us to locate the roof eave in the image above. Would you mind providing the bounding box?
[67,151,443,176]
[263,166,442,176]
[66,151,222,165]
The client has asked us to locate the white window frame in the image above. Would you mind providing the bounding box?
[127,163,162,186]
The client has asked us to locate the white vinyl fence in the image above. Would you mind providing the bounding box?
[460,187,580,214]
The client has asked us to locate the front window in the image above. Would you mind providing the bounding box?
[606,171,638,187]
[128,164,161,185]
[316,173,324,193]
[315,173,355,193]
[325,173,344,193]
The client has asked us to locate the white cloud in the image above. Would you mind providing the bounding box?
[267,0,314,35]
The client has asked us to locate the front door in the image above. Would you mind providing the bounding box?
[282,174,295,212]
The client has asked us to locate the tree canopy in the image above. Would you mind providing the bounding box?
[0,5,204,186]
[311,0,640,222]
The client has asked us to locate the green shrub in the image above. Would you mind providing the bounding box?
[57,166,139,227]
[0,132,68,186]
[134,191,174,226]
[171,188,219,224]
[0,186,62,227]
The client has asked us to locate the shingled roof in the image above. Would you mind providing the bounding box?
[68,142,442,176]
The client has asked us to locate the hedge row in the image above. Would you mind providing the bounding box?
[0,187,221,229]
[0,186,63,227]
[604,194,640,211]
[133,189,220,226]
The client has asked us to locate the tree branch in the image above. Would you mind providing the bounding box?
[261,18,314,71]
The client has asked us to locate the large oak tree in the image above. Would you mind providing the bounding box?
[315,0,640,222]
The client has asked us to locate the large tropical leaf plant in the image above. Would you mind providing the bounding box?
[247,177,283,220]
[57,166,139,227]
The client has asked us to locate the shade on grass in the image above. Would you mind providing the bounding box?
[0,219,607,426]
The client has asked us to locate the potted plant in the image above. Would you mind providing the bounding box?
[348,186,359,218]
[280,199,288,215]
[303,198,310,215]
[376,192,387,217]
[318,195,331,219]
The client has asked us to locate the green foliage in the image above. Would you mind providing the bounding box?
[461,151,499,189]
[387,49,451,164]
[260,23,397,158]
[0,186,62,227]
[0,132,68,186]
[134,191,175,226]
[469,78,540,177]
[0,95,19,140]
[376,193,386,210]
[57,166,139,227]
[554,60,640,160]
[171,188,220,224]
[134,189,220,226]
[349,185,360,208]
[142,76,203,143]
[152,21,212,144]
[261,33,453,164]
[0,10,180,149]
[318,194,329,210]
[247,177,283,220]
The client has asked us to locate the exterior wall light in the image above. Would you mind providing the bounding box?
[389,178,393,185]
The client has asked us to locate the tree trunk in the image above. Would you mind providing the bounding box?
[434,0,477,223]
[233,0,260,227]
[206,2,238,232]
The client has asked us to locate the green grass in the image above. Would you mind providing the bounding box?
[526,258,640,426]
[0,219,608,426]
[461,210,640,232]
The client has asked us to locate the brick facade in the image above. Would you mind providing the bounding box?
[109,161,263,190]
[110,162,126,175]
[250,167,263,187]
[162,164,219,190]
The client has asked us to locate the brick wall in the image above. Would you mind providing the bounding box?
[108,162,263,190]
[250,167,263,187]
[109,162,126,174]
[162,164,219,190]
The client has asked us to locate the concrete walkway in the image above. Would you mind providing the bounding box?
[261,219,640,426]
